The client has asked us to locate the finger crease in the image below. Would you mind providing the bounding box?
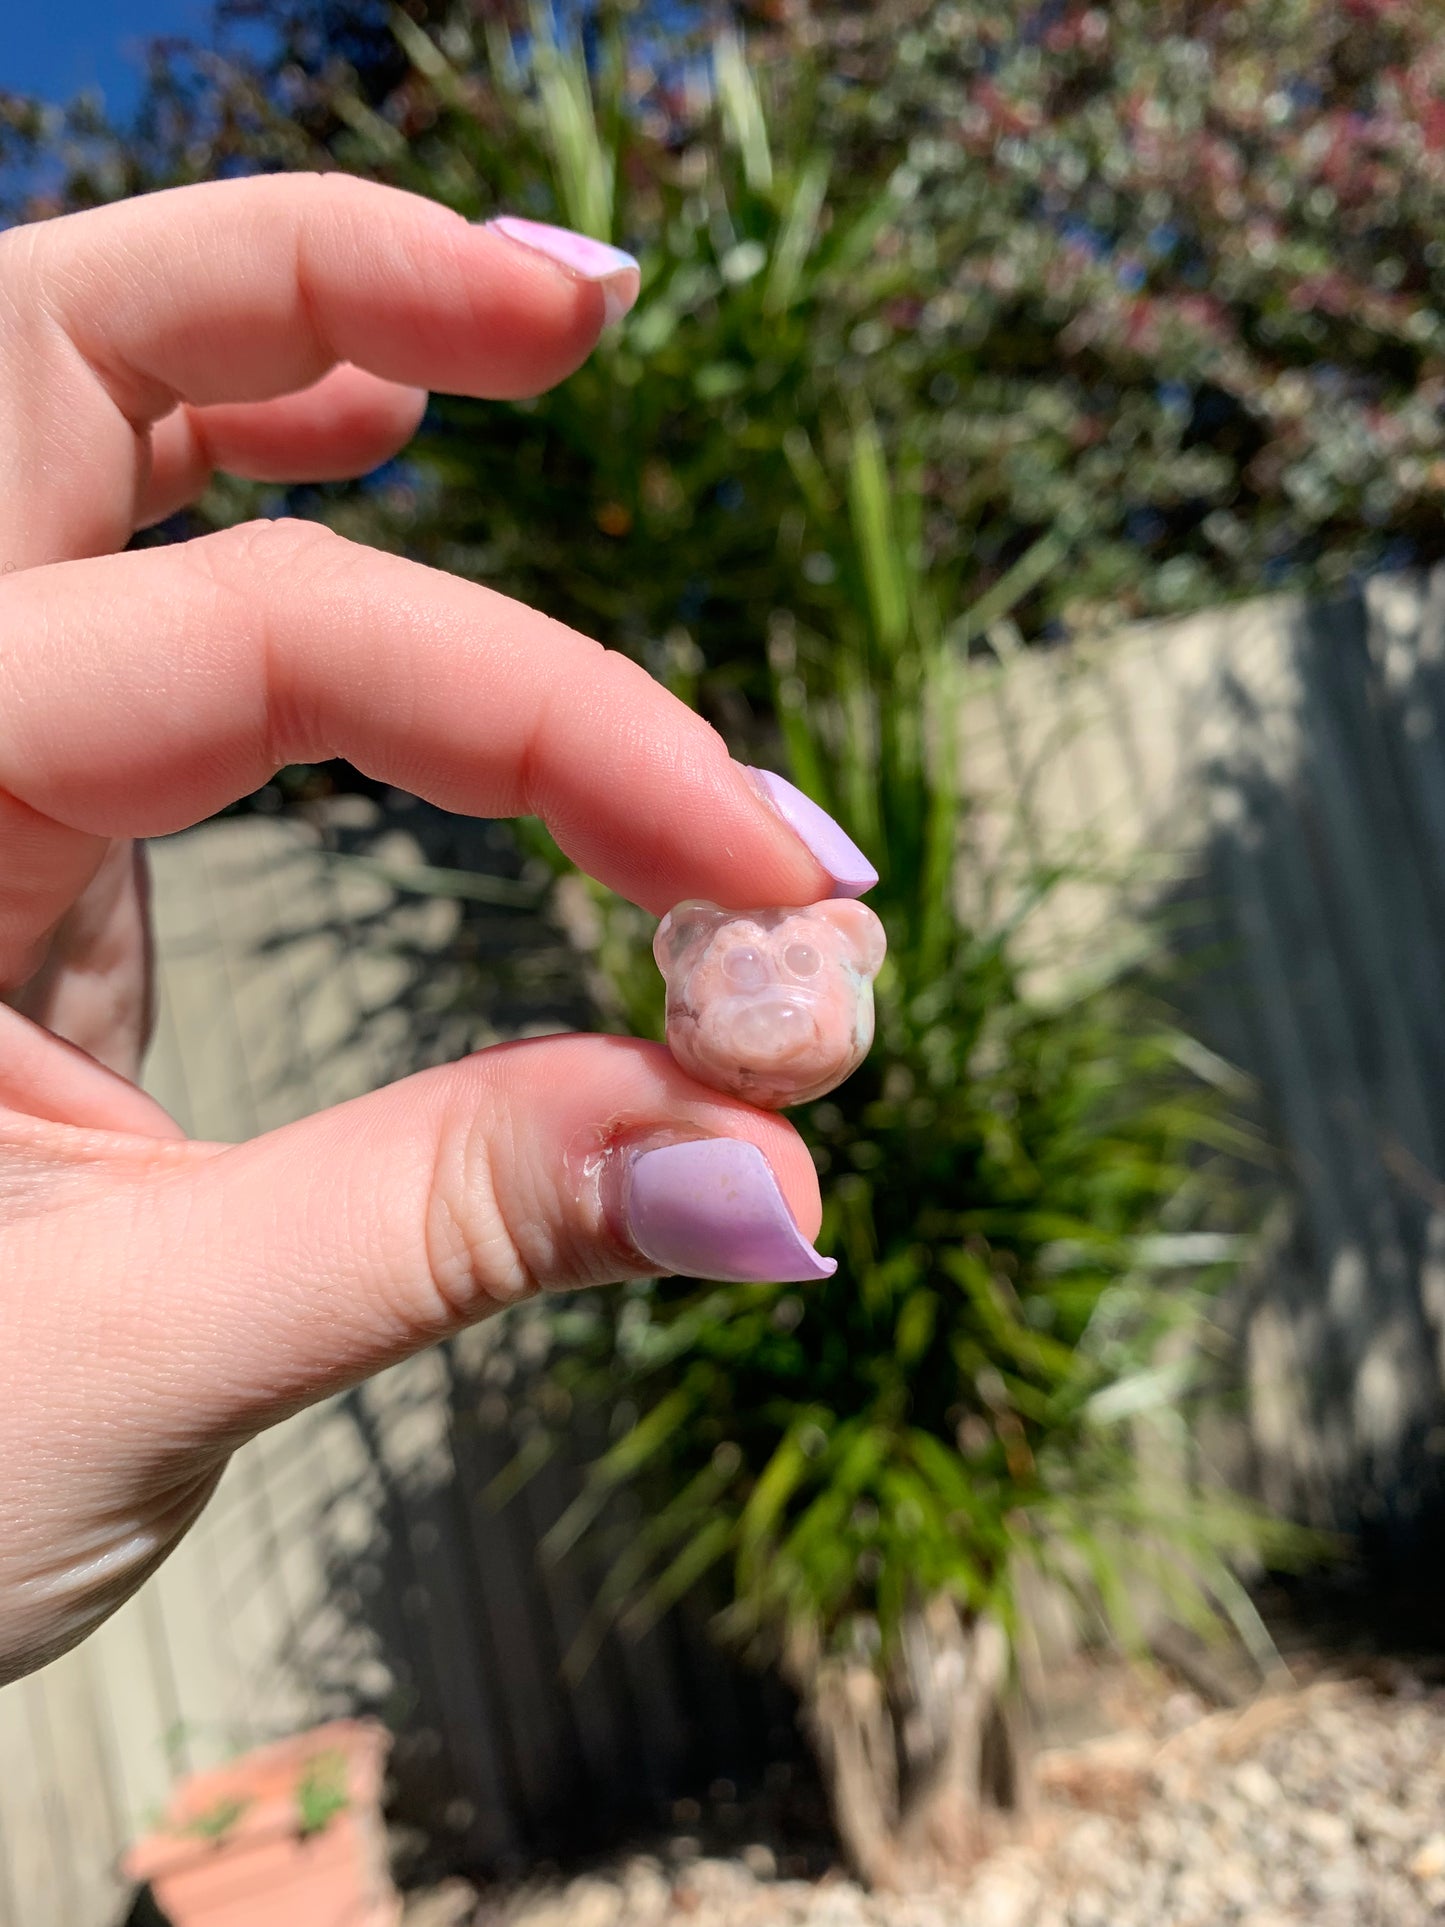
[182,404,213,480]
[46,305,178,434]
[292,221,336,376]
[426,1118,534,1319]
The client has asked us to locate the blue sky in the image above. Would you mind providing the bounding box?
[3,1,214,115]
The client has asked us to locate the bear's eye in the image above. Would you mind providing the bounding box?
[783,942,821,978]
[721,944,768,990]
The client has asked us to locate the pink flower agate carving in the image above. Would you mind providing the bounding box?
[654,899,887,1108]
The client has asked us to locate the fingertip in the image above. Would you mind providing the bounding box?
[621,1137,833,1284]
[742,767,879,900]
[449,220,628,396]
[139,368,431,524]
[602,264,641,328]
[485,216,641,333]
[474,1032,824,1260]
[300,370,429,473]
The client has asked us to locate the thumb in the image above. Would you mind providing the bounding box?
[106,1035,829,1447]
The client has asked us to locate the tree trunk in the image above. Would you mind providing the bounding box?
[894,1603,1016,1877]
[794,1602,1024,1891]
[798,1647,905,1890]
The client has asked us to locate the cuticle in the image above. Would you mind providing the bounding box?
[569,1124,727,1263]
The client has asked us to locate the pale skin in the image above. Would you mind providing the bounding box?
[0,174,831,1684]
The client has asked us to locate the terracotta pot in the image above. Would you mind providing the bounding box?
[122,1718,400,1927]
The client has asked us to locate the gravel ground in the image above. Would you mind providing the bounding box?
[441,1666,1445,1927]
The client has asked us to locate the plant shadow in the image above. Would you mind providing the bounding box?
[1142,577,1445,1602]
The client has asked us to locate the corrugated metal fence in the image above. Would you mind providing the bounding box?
[10,571,1445,1923]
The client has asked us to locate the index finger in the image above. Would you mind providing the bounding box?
[0,175,640,567]
[0,523,876,989]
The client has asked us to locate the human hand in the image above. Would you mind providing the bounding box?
[0,176,877,1682]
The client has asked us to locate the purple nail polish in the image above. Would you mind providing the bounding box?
[487,216,641,324]
[744,768,879,900]
[623,1140,836,1284]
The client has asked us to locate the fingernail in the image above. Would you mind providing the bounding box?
[623,1140,836,1284]
[487,215,641,324]
[743,768,879,899]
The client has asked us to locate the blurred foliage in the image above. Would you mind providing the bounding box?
[295,1748,352,1836]
[7,1,1445,658]
[522,411,1300,1689]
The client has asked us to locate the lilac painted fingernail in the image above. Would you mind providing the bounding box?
[624,1140,836,1283]
[487,216,641,324]
[744,768,879,899]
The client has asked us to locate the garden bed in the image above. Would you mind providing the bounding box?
[447,1657,1445,1927]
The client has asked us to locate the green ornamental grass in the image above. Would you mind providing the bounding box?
[518,408,1301,1881]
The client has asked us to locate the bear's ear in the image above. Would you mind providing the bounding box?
[811,899,887,979]
[653,900,734,979]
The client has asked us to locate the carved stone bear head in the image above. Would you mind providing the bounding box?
[653,898,887,1108]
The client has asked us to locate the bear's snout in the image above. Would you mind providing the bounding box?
[715,993,821,1068]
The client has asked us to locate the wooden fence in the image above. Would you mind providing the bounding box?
[9,571,1445,1924]
[958,571,1445,1553]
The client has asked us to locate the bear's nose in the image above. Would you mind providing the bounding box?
[726,997,816,1065]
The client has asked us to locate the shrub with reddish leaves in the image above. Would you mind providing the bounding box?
[806,0,1445,626]
[9,0,1445,643]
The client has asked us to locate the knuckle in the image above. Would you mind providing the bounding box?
[422,1103,537,1322]
[191,516,347,586]
[287,170,381,215]
[0,224,40,297]
[608,644,728,749]
[0,226,56,360]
